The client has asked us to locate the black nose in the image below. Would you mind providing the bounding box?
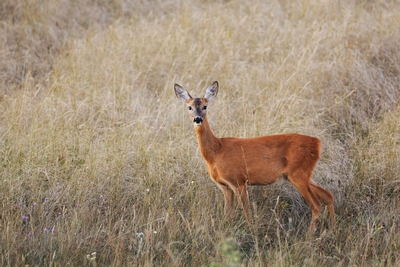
[193,117,203,124]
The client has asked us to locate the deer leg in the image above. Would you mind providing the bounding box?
[219,184,234,220]
[307,186,322,231]
[233,184,251,223]
[310,182,335,226]
[288,174,321,231]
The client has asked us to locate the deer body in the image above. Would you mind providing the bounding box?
[174,81,335,229]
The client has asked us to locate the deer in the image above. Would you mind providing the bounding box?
[174,81,335,231]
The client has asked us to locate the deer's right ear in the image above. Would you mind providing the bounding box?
[174,84,192,103]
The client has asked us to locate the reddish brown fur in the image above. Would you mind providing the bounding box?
[175,82,335,230]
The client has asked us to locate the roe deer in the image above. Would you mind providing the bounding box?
[174,81,335,230]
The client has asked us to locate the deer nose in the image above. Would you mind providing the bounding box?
[193,117,203,124]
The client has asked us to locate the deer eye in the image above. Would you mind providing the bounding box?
[203,106,207,110]
[188,106,192,111]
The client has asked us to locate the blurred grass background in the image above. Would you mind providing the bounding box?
[0,0,399,266]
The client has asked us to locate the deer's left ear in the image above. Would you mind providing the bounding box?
[174,84,192,103]
[204,81,218,102]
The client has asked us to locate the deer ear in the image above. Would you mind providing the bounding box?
[174,84,192,103]
[204,81,218,102]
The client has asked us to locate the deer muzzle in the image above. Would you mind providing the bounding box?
[193,117,203,125]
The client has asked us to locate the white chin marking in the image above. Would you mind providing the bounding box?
[193,122,202,126]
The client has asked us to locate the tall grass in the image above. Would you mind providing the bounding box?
[1,0,399,266]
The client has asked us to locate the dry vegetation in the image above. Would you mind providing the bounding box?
[1,0,399,266]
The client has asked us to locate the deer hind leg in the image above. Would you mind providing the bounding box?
[288,173,322,231]
[219,184,234,220]
[310,182,335,226]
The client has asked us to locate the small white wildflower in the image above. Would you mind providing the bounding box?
[169,197,173,200]
[137,232,145,247]
[146,188,150,192]
[153,231,157,234]
[86,252,97,261]
[191,181,194,184]
[137,232,144,239]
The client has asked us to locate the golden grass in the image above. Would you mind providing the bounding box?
[1,0,399,266]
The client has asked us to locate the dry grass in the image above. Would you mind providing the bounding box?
[1,0,399,266]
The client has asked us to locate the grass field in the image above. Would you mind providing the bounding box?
[1,0,399,266]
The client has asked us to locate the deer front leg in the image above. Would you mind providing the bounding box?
[219,184,234,220]
[234,184,251,223]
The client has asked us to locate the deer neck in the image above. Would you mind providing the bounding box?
[194,118,221,164]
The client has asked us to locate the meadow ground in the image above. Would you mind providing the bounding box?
[0,0,399,266]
